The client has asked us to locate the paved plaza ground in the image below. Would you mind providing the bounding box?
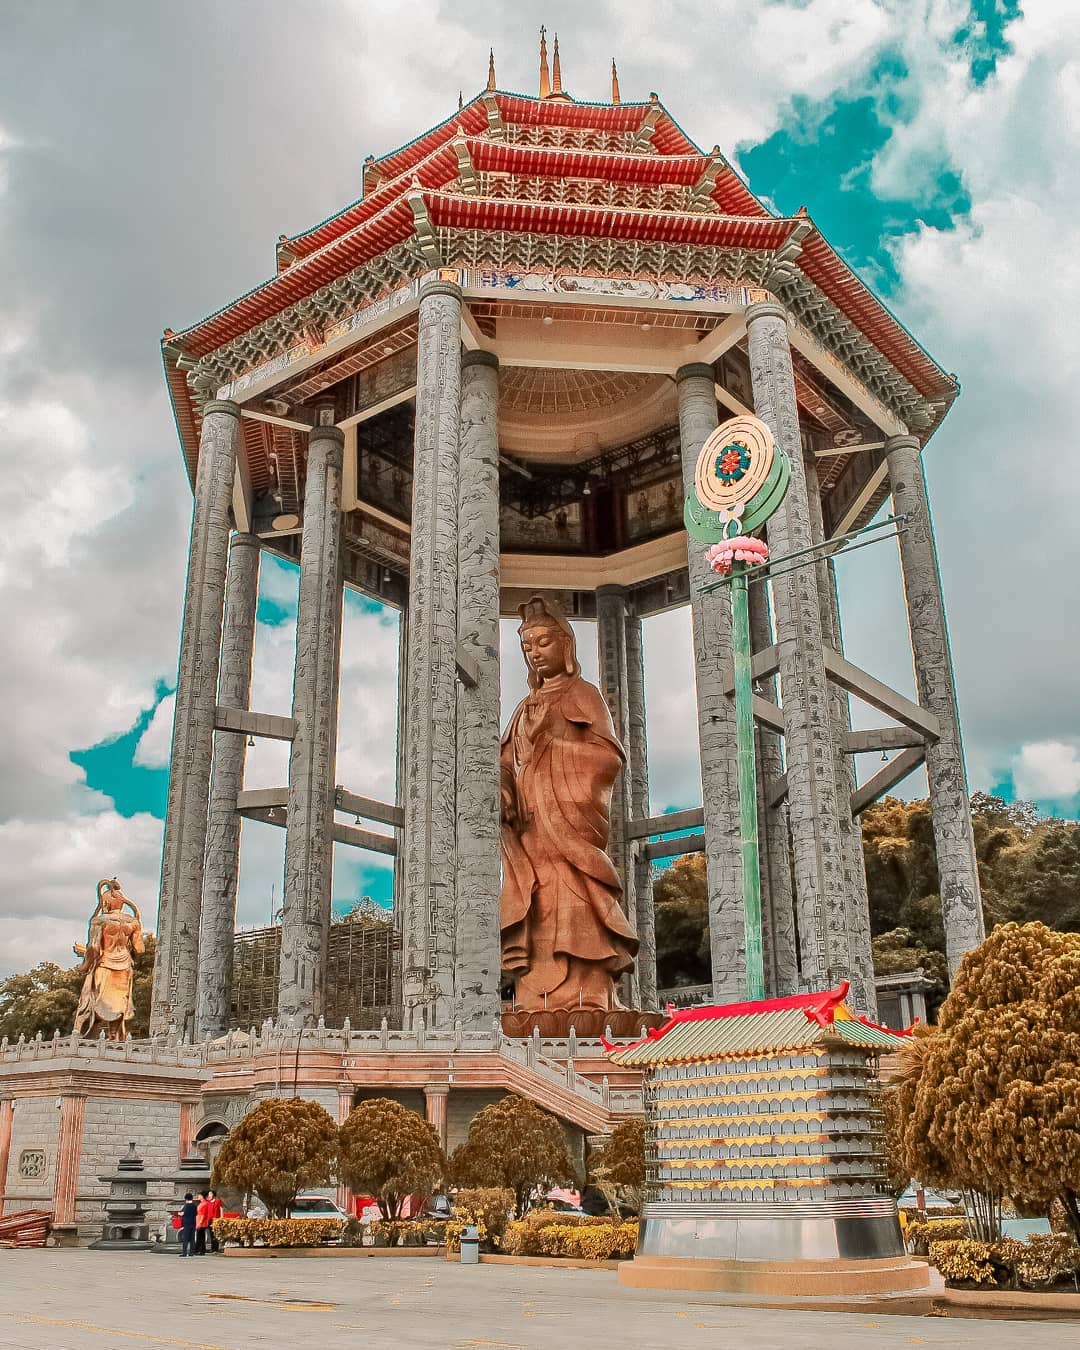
[0,1252,1078,1350]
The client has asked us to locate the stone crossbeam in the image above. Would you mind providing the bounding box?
[645,833,706,861]
[850,746,926,816]
[628,807,705,840]
[214,706,297,741]
[821,647,941,741]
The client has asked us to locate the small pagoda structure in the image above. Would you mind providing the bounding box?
[609,984,929,1294]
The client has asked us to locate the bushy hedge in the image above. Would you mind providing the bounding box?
[212,1217,346,1248]
[904,1217,970,1254]
[445,1188,515,1253]
[367,1218,446,1247]
[930,1234,1080,1289]
[502,1214,639,1260]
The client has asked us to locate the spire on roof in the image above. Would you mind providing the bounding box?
[551,32,563,94]
[539,25,551,98]
[458,90,463,110]
[611,57,621,105]
[487,47,496,92]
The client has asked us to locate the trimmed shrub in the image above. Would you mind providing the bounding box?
[445,1188,514,1253]
[368,1218,446,1248]
[502,1216,638,1260]
[213,1217,345,1248]
[905,1217,969,1255]
[929,1234,1080,1289]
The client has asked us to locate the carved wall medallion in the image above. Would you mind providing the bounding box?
[17,1148,46,1180]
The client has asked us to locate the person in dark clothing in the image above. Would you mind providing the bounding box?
[178,1192,198,1257]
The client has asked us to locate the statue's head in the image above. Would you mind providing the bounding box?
[101,880,123,913]
[518,595,580,689]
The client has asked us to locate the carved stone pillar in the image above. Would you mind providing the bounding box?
[424,1084,449,1151]
[195,531,260,1041]
[402,280,462,1031]
[53,1092,87,1232]
[391,606,408,1025]
[676,363,744,1000]
[886,434,984,973]
[804,456,876,1015]
[0,1096,13,1215]
[597,584,638,1005]
[455,350,503,1029]
[279,421,345,1025]
[746,302,851,994]
[336,1087,354,1212]
[625,611,657,1009]
[748,582,798,997]
[152,399,241,1037]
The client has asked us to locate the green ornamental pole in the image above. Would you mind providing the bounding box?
[730,561,764,1000]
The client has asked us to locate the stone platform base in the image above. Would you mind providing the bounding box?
[618,1254,931,1296]
[501,1008,665,1037]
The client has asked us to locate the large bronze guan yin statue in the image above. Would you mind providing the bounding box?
[500,595,638,1014]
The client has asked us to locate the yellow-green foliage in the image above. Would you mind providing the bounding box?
[213,1217,345,1248]
[211,1097,338,1218]
[338,1097,446,1221]
[445,1187,514,1252]
[904,1217,969,1254]
[929,1239,999,1286]
[502,1215,638,1260]
[368,1218,446,1247]
[929,1234,1080,1289]
[451,1095,576,1216]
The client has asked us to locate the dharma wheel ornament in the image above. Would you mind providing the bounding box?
[684,413,791,1001]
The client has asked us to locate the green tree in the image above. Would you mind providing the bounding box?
[896,923,1080,1242]
[451,1094,576,1217]
[653,853,709,989]
[0,935,156,1041]
[590,1116,646,1215]
[212,1097,338,1217]
[338,1098,445,1220]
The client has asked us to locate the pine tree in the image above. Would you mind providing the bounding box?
[338,1098,446,1220]
[451,1094,576,1216]
[212,1097,338,1217]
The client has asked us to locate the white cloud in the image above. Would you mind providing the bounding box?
[0,809,163,972]
[132,694,174,769]
[1012,741,1080,806]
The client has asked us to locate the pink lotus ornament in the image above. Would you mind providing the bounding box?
[703,503,770,575]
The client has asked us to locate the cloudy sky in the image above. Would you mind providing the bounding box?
[1,0,1076,976]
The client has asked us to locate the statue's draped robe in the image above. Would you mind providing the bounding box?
[500,674,637,1010]
[74,915,139,1034]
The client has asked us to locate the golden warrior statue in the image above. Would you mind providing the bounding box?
[500,595,638,1013]
[73,879,144,1040]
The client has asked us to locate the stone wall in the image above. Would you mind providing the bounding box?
[75,1097,182,1238]
[3,1095,59,1213]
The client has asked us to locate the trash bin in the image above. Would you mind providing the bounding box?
[459,1224,479,1265]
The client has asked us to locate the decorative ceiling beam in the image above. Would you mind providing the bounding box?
[482,92,505,139]
[407,190,442,265]
[688,311,746,366]
[452,136,478,193]
[629,104,662,152]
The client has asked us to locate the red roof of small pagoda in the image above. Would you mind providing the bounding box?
[166,85,957,413]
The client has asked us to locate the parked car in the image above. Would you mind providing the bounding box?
[289,1195,350,1220]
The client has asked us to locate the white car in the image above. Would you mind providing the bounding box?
[289,1195,350,1220]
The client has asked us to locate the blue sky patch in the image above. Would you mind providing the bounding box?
[71,680,172,818]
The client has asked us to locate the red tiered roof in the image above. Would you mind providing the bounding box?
[166,84,956,411]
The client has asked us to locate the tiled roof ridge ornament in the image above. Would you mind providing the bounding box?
[611,58,621,105]
[487,48,496,93]
[539,25,550,98]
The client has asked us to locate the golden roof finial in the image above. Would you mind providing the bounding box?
[487,47,496,92]
[552,32,563,94]
[458,90,463,110]
[611,58,621,105]
[539,25,551,98]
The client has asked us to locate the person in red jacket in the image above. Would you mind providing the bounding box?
[206,1189,223,1253]
[194,1191,211,1255]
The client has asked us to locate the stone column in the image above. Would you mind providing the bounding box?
[886,434,984,974]
[804,457,877,1014]
[195,532,260,1041]
[625,612,658,1009]
[746,303,850,994]
[0,1096,13,1216]
[336,1087,354,1213]
[279,421,345,1025]
[748,582,798,996]
[455,350,503,1029]
[424,1084,449,1151]
[676,364,744,1000]
[152,400,241,1037]
[595,587,639,1001]
[390,607,408,1025]
[402,281,463,1031]
[53,1092,87,1232]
